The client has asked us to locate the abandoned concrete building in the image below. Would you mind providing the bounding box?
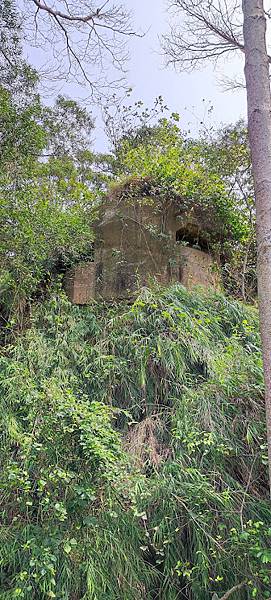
[65,180,221,304]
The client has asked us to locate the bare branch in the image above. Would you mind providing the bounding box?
[216,581,246,599]
[31,0,137,35]
[163,0,271,74]
[31,0,101,23]
[217,73,246,90]
[0,46,15,68]
[51,11,93,85]
[21,1,141,96]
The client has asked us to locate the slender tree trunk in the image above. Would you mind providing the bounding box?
[242,0,271,494]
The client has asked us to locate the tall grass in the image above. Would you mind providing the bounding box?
[0,284,270,599]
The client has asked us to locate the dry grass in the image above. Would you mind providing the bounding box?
[125,415,169,469]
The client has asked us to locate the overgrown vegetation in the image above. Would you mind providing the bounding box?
[1,3,269,598]
[0,3,102,331]
[0,2,257,328]
[1,284,270,599]
[104,100,256,300]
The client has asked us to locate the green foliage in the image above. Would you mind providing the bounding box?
[0,172,96,328]
[203,121,253,212]
[42,96,95,161]
[103,101,256,300]
[0,0,38,99]
[0,7,99,329]
[1,284,270,598]
[0,291,151,599]
[108,112,251,250]
[0,13,266,597]
[201,121,256,300]
[104,95,169,152]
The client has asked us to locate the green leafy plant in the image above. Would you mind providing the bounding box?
[1,284,270,599]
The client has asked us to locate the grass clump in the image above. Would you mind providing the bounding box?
[0,284,270,599]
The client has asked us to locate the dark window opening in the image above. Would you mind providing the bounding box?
[176,228,209,252]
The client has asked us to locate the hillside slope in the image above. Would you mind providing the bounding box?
[0,284,270,600]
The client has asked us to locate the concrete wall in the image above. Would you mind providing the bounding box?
[177,246,219,289]
[64,263,96,304]
[94,201,173,299]
[64,195,220,304]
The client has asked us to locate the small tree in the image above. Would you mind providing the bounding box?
[164,0,271,494]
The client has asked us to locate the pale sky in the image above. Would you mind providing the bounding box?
[24,0,248,150]
[124,0,246,132]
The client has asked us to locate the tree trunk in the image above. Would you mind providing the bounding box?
[242,0,271,494]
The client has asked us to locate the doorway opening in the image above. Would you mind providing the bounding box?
[175,227,209,252]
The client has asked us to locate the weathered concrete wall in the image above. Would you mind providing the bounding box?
[177,246,219,289]
[65,263,96,304]
[64,192,221,304]
[94,200,173,299]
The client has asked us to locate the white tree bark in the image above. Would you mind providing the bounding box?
[242,0,271,494]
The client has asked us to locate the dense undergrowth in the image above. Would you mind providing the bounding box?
[0,283,270,600]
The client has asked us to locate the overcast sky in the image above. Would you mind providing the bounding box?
[24,0,247,150]
[124,0,246,131]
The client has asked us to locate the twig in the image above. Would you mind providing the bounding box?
[212,581,246,600]
[31,0,138,35]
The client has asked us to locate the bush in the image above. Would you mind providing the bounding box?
[0,285,270,599]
